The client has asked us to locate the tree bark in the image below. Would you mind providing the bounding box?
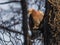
[20,0,28,45]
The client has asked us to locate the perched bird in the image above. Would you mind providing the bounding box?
[28,8,44,30]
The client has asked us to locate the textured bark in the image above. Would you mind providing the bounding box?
[21,0,28,45]
[44,0,60,45]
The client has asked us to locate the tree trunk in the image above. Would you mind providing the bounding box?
[20,0,28,45]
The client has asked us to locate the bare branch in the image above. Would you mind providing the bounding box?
[8,21,21,27]
[0,24,23,35]
[0,1,21,5]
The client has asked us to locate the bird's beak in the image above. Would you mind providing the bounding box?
[28,10,31,14]
[28,12,31,17]
[28,11,32,17]
[28,12,31,15]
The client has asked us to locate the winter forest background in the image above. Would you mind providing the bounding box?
[0,0,45,45]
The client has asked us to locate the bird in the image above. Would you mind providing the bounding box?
[28,8,44,30]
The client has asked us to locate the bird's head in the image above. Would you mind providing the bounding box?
[28,8,35,15]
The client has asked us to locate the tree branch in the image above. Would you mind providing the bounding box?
[0,24,23,35]
[8,21,20,27]
[0,1,21,5]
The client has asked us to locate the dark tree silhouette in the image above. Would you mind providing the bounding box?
[44,0,51,45]
[20,0,28,45]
